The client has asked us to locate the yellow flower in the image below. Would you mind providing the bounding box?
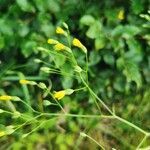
[72,38,87,53]
[0,95,12,101]
[19,79,30,85]
[54,89,74,100]
[72,38,83,48]
[118,10,124,20]
[56,27,67,36]
[47,39,58,44]
[0,131,5,137]
[54,90,66,100]
[54,43,66,51]
[19,79,36,85]
[54,43,72,53]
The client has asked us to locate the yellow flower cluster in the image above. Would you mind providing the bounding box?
[72,38,87,53]
[118,10,124,20]
[47,26,87,54]
[0,95,12,101]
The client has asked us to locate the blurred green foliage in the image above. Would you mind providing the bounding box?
[0,0,150,149]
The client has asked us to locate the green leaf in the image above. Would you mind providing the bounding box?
[95,37,106,50]
[80,15,95,26]
[123,61,142,88]
[21,41,37,57]
[0,36,5,50]
[18,24,29,37]
[111,25,124,37]
[0,19,13,36]
[112,25,140,39]
[116,57,124,70]
[60,63,74,88]
[34,0,45,12]
[86,21,102,39]
[126,38,142,63]
[47,0,60,13]
[61,77,73,89]
[123,25,140,37]
[131,0,144,14]
[103,53,115,66]
[41,23,55,37]
[54,54,66,68]
[16,0,35,12]
[89,51,101,66]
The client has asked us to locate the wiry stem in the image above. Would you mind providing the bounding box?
[136,135,148,150]
[79,73,150,136]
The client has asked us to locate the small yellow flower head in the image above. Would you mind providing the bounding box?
[54,89,74,100]
[56,27,67,36]
[19,79,36,85]
[0,131,5,137]
[72,38,83,48]
[19,79,30,85]
[72,38,87,53]
[54,43,66,51]
[54,90,66,100]
[118,10,124,20]
[0,95,12,101]
[47,39,58,45]
[54,43,72,53]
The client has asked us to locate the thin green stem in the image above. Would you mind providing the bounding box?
[38,47,72,62]
[14,114,43,131]
[45,68,78,79]
[74,87,86,92]
[66,30,71,48]
[79,73,150,136]
[18,73,32,113]
[22,120,46,138]
[19,99,41,114]
[114,115,148,135]
[3,110,32,120]
[136,135,148,150]
[6,101,16,112]
[85,53,89,83]
[41,113,114,119]
[81,132,105,150]
[79,73,111,114]
[2,76,47,81]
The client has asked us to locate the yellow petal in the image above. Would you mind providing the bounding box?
[72,38,87,53]
[54,43,66,51]
[47,39,58,44]
[0,95,12,101]
[19,79,30,85]
[72,38,83,48]
[118,10,124,20]
[56,27,66,35]
[0,131,5,137]
[54,90,66,100]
